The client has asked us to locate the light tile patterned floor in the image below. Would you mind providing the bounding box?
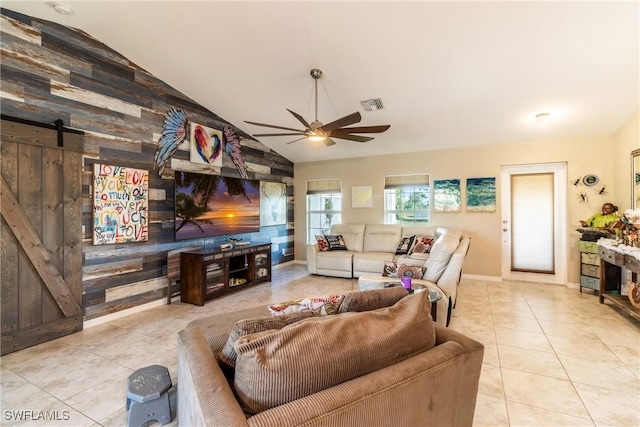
[1,264,638,426]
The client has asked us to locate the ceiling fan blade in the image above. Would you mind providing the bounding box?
[331,134,375,143]
[320,112,361,132]
[253,132,305,137]
[244,120,305,133]
[286,109,311,129]
[331,125,390,135]
[286,136,308,145]
[323,138,337,146]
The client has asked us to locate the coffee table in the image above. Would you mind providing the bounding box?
[358,279,442,322]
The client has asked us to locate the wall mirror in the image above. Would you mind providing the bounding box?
[632,149,640,209]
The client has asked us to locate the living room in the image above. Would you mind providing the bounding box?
[1,2,639,427]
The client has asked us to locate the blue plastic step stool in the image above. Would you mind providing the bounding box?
[126,365,172,427]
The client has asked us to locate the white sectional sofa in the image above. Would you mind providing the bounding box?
[306,224,471,325]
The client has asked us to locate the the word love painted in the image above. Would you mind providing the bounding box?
[93,164,149,244]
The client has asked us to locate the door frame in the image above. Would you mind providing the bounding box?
[500,162,568,284]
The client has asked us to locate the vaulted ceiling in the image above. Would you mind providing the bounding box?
[3,1,638,163]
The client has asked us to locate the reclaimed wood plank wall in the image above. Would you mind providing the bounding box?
[0,9,295,320]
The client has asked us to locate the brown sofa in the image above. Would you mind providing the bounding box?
[178,291,484,427]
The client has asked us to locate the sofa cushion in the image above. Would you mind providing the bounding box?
[316,250,353,271]
[352,251,391,274]
[423,232,462,282]
[363,224,402,252]
[233,291,436,414]
[329,224,365,252]
[401,226,438,239]
[219,312,315,370]
[337,286,408,313]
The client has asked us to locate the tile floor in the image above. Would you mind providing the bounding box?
[1,263,639,426]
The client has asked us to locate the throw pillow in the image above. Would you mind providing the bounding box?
[268,294,345,316]
[395,235,416,255]
[325,234,347,250]
[381,260,398,277]
[409,236,434,255]
[233,291,436,415]
[337,286,408,313]
[219,312,316,370]
[397,264,424,279]
[315,235,329,251]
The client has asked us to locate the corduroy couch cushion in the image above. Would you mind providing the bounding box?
[219,311,315,370]
[337,286,408,313]
[233,291,436,414]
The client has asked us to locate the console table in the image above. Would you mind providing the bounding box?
[180,243,271,305]
[598,245,640,321]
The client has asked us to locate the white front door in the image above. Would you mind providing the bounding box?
[501,162,567,284]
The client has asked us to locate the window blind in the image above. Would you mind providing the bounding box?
[384,174,429,189]
[306,179,341,195]
[511,173,555,273]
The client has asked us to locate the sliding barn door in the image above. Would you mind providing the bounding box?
[1,119,84,355]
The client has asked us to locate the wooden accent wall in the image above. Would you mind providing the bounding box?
[0,9,295,320]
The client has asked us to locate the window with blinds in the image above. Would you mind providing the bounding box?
[511,173,555,273]
[306,179,342,243]
[383,174,430,225]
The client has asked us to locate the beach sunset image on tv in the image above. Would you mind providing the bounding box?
[175,171,260,240]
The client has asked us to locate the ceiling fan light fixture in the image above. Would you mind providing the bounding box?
[308,135,326,142]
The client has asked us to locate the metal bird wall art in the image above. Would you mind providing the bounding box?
[154,108,248,179]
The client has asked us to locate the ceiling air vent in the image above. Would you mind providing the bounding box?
[360,98,384,111]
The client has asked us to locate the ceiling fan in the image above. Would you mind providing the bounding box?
[244,69,390,146]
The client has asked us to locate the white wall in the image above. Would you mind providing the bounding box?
[294,111,639,282]
[613,110,640,208]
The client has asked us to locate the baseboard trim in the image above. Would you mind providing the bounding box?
[273,260,297,269]
[462,274,502,282]
[83,299,166,329]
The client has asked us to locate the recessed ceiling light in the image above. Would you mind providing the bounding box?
[52,3,74,15]
[535,113,551,124]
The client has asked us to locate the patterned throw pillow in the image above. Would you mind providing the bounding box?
[397,264,425,279]
[315,235,329,251]
[382,260,398,277]
[325,234,347,250]
[395,235,416,255]
[410,236,434,255]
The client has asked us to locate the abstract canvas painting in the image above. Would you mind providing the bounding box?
[93,164,149,244]
[189,122,223,167]
[433,179,461,213]
[260,181,287,226]
[467,177,496,212]
[352,186,373,208]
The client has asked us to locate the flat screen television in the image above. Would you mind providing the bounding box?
[175,171,260,240]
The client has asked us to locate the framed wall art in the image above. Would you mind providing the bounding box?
[433,179,461,213]
[352,186,373,208]
[189,122,223,167]
[93,164,149,244]
[260,181,287,226]
[467,177,496,213]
